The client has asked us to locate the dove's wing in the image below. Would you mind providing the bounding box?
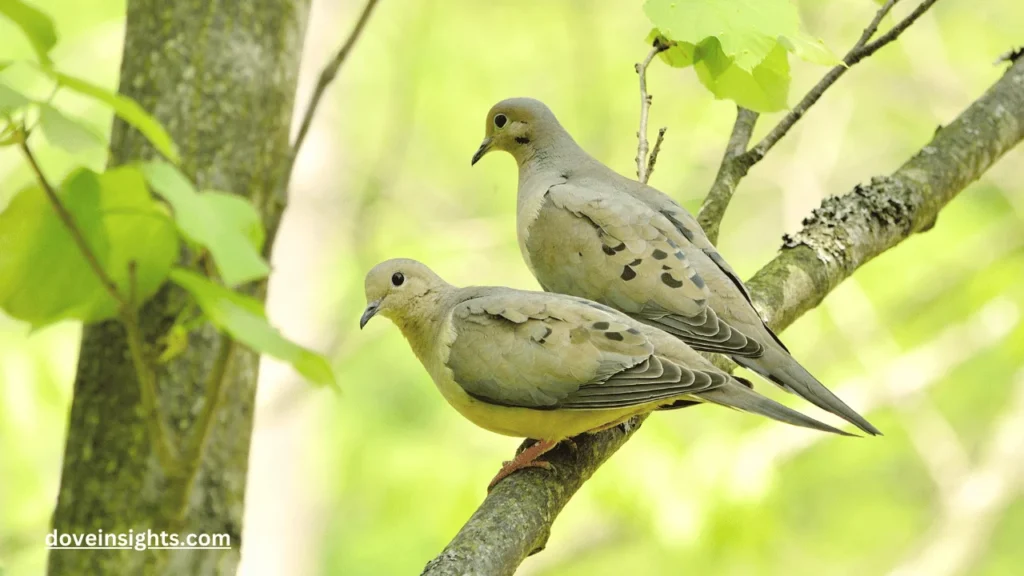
[445,291,725,410]
[523,182,762,357]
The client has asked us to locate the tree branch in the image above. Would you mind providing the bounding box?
[263,0,382,255]
[635,41,669,183]
[422,55,1024,576]
[696,106,758,243]
[697,0,941,240]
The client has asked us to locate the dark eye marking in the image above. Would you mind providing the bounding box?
[494,113,507,128]
[391,272,405,286]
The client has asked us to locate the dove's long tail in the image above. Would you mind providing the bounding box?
[700,380,854,437]
[734,345,881,436]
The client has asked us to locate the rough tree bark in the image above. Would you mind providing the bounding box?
[422,56,1024,576]
[48,1,309,574]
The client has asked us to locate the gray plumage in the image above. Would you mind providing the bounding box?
[472,97,880,436]
[361,258,851,440]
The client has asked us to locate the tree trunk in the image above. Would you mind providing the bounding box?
[48,1,309,574]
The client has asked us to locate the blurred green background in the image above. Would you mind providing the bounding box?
[2,1,1023,575]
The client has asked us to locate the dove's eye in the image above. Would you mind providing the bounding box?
[391,272,405,287]
[493,114,508,128]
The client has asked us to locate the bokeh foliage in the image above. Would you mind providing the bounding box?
[2,1,1023,575]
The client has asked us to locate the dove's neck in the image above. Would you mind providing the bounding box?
[514,130,599,273]
[394,289,458,373]
[515,128,590,181]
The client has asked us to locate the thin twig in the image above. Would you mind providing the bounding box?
[289,0,381,165]
[176,337,235,522]
[696,107,758,244]
[20,136,180,472]
[635,41,668,183]
[745,0,939,165]
[263,0,382,258]
[20,139,126,307]
[123,308,181,470]
[645,127,667,182]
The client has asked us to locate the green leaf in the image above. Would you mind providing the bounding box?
[141,160,270,286]
[201,191,266,251]
[645,0,800,71]
[0,170,108,326]
[169,268,337,388]
[694,38,790,113]
[95,166,179,319]
[779,33,844,67]
[0,167,178,327]
[51,72,179,162]
[644,0,841,83]
[0,0,57,66]
[0,81,30,113]
[38,103,105,153]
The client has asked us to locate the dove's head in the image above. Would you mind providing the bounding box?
[471,97,569,166]
[360,258,449,329]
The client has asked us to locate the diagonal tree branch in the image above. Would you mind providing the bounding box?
[422,55,1024,576]
[697,0,941,243]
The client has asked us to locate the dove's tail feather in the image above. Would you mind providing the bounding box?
[734,346,882,436]
[700,381,855,437]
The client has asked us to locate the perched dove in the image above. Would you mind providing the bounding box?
[471,97,880,436]
[360,258,851,488]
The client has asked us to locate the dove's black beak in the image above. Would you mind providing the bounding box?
[471,137,492,166]
[359,300,381,329]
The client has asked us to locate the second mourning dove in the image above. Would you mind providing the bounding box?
[361,259,851,489]
[471,97,880,436]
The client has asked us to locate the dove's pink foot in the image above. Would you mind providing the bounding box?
[488,439,558,491]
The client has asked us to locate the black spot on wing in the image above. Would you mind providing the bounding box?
[605,332,625,341]
[629,259,642,266]
[662,265,671,270]
[613,243,627,253]
[592,321,610,330]
[692,274,706,289]
[621,266,637,281]
[602,245,616,256]
[652,249,668,260]
[627,328,641,335]
[661,273,684,288]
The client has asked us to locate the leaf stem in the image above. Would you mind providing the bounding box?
[20,134,180,472]
[19,137,126,307]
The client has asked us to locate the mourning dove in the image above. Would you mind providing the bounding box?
[471,97,880,436]
[360,258,851,488]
